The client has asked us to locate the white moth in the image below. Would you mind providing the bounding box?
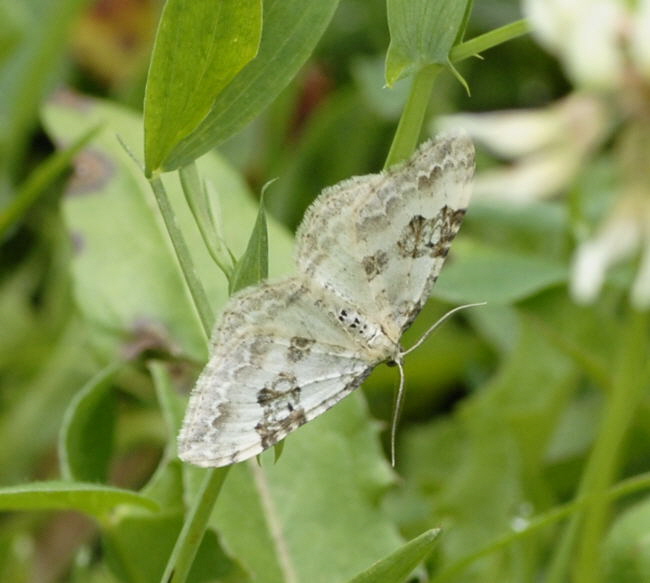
[179,131,475,467]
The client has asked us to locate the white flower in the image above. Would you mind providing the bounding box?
[436,0,650,306]
[571,194,650,307]
[438,95,609,201]
[440,107,566,159]
[524,0,627,89]
[525,0,650,88]
[571,205,640,303]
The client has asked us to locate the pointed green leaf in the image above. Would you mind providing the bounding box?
[148,361,187,452]
[162,0,340,171]
[144,0,262,173]
[0,321,99,485]
[58,363,120,482]
[230,199,268,294]
[0,482,158,517]
[385,0,472,85]
[347,528,441,583]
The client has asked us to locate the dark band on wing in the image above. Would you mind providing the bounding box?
[396,206,466,260]
[253,366,374,451]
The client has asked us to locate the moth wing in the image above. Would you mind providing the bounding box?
[296,132,474,336]
[178,277,376,467]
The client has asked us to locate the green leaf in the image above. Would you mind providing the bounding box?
[144,0,262,174]
[212,392,402,583]
[0,482,158,517]
[396,318,577,580]
[433,240,568,304]
[602,496,650,583]
[58,363,120,482]
[229,198,268,294]
[140,363,189,506]
[0,0,89,179]
[162,0,341,171]
[0,125,100,240]
[104,511,243,583]
[347,528,440,583]
[0,1,25,64]
[41,94,294,362]
[148,361,187,454]
[463,200,569,259]
[0,525,33,582]
[0,321,99,485]
[385,0,472,85]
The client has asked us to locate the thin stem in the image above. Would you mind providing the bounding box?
[545,308,649,583]
[574,309,649,583]
[450,19,530,63]
[543,510,582,583]
[162,467,230,583]
[250,462,298,583]
[384,19,530,169]
[148,174,213,338]
[385,64,441,168]
[433,471,650,583]
[153,164,231,583]
[150,168,226,583]
[178,163,234,280]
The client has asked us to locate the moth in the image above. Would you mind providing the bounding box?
[179,132,475,467]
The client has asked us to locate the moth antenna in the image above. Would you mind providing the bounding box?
[402,302,486,357]
[390,358,407,467]
[390,302,485,467]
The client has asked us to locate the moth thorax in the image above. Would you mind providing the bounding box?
[335,307,396,357]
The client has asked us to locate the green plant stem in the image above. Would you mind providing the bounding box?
[159,161,268,582]
[178,162,234,280]
[383,19,530,168]
[450,19,530,63]
[574,309,649,583]
[385,64,441,168]
[162,467,230,583]
[433,471,650,583]
[545,309,650,583]
[148,174,213,337]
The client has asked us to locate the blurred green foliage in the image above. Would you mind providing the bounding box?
[0,1,649,582]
